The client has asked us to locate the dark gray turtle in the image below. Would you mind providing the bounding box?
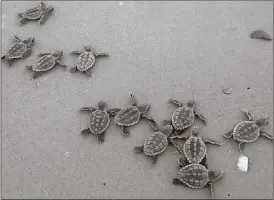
[134,120,173,164]
[26,50,66,79]
[18,1,54,26]
[70,45,108,76]
[1,35,35,66]
[164,99,207,135]
[173,163,224,199]
[108,94,152,136]
[170,126,223,168]
[224,109,273,152]
[80,101,112,143]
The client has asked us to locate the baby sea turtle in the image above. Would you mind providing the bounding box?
[70,46,108,76]
[26,50,66,79]
[1,35,35,66]
[108,94,152,136]
[224,109,273,152]
[134,120,173,164]
[170,126,223,168]
[18,1,54,26]
[80,101,112,143]
[164,99,207,135]
[173,163,224,199]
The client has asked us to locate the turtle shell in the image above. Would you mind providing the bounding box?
[172,106,195,130]
[177,163,209,188]
[32,54,56,72]
[22,7,42,19]
[76,51,95,71]
[233,121,260,143]
[89,110,110,135]
[114,106,140,126]
[183,136,206,164]
[5,42,26,59]
[143,132,168,156]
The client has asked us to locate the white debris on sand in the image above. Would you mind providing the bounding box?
[65,152,71,158]
[237,155,249,172]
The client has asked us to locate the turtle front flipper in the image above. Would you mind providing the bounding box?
[70,67,78,73]
[162,120,172,126]
[32,72,43,79]
[107,108,121,116]
[223,129,233,139]
[260,131,273,140]
[97,133,105,143]
[38,52,50,57]
[95,53,109,57]
[7,59,13,67]
[19,18,29,26]
[81,128,91,135]
[208,183,215,199]
[169,99,184,107]
[80,107,96,112]
[172,178,184,185]
[130,93,137,106]
[121,126,130,136]
[242,109,253,121]
[26,65,33,70]
[194,110,207,125]
[56,60,67,68]
[71,50,83,55]
[147,118,160,132]
[13,35,22,42]
[202,137,223,146]
[178,157,188,168]
[38,14,50,26]
[134,145,144,153]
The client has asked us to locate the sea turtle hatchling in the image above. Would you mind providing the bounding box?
[18,1,54,26]
[170,126,223,168]
[224,109,273,152]
[1,35,35,66]
[26,50,66,79]
[164,99,207,135]
[80,101,112,143]
[108,94,153,136]
[173,163,224,199]
[134,120,174,164]
[70,46,109,76]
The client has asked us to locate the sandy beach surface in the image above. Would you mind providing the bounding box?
[2,1,273,199]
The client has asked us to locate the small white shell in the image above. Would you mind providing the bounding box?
[237,155,248,172]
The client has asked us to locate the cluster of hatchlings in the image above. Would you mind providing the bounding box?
[2,1,273,199]
[79,94,272,198]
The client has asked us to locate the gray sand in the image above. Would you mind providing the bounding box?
[2,1,273,199]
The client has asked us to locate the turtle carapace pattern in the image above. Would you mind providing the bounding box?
[18,1,54,26]
[70,45,109,76]
[1,35,35,66]
[223,109,273,152]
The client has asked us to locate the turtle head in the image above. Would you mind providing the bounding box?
[98,101,107,111]
[53,50,63,59]
[47,6,54,13]
[138,104,151,115]
[84,46,92,52]
[208,169,224,183]
[187,100,196,108]
[161,125,174,137]
[190,126,200,137]
[255,117,269,128]
[24,37,35,48]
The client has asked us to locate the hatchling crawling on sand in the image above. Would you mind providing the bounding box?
[80,101,112,143]
[170,126,223,168]
[164,99,207,135]
[18,1,54,26]
[224,109,273,152]
[134,120,174,164]
[70,46,109,76]
[26,50,66,79]
[173,163,224,199]
[108,94,153,136]
[1,35,35,66]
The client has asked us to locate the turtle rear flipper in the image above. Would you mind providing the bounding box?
[32,72,43,79]
[134,146,144,153]
[1,55,5,60]
[107,108,121,116]
[172,178,183,185]
[81,128,91,135]
[97,133,105,143]
[223,130,233,139]
[70,67,78,73]
[20,18,29,26]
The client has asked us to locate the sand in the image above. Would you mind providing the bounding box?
[2,1,273,199]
